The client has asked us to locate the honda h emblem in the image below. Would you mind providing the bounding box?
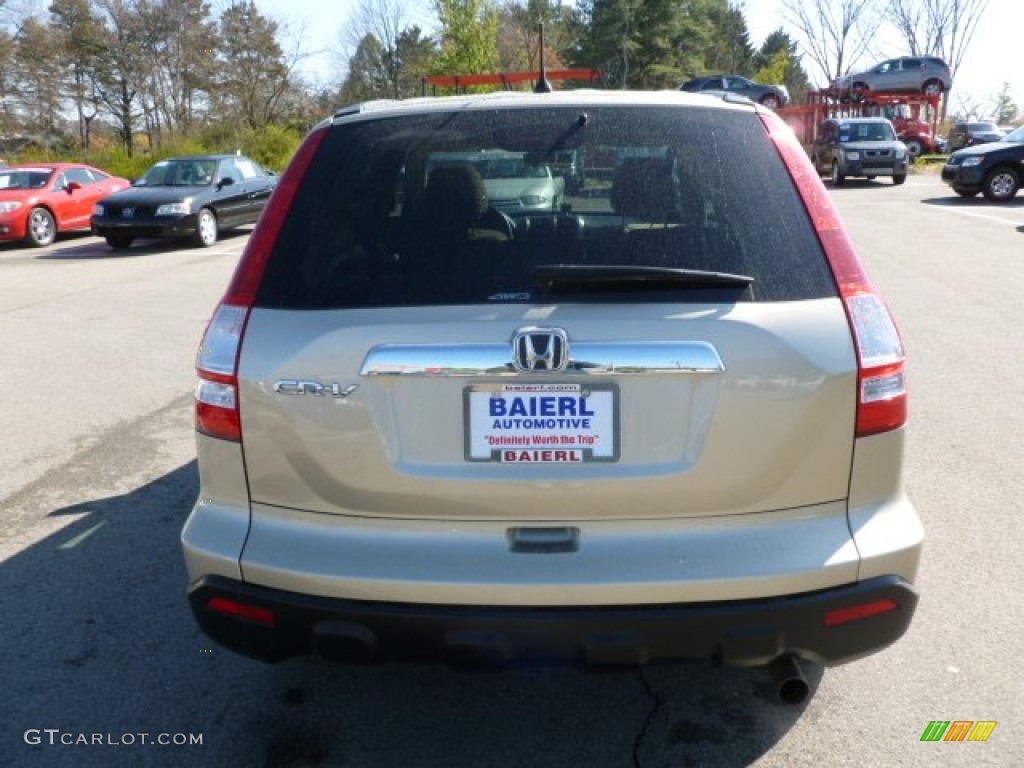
[512,328,569,372]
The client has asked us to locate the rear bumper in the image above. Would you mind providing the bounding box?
[189,573,918,667]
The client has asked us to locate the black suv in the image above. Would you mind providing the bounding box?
[811,117,909,185]
[942,125,1024,201]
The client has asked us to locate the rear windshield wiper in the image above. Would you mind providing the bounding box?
[533,264,754,294]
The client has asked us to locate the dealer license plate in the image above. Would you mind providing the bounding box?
[465,383,619,463]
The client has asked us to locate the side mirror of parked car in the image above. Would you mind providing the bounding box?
[217,177,235,189]
[66,181,82,194]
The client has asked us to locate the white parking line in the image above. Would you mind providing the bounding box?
[939,207,1023,227]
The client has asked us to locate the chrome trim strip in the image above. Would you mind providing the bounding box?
[361,342,724,376]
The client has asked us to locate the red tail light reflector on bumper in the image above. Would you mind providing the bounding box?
[824,598,899,627]
[206,596,276,627]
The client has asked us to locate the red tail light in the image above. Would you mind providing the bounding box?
[761,112,908,437]
[194,124,330,441]
[206,596,276,626]
[824,599,898,627]
[195,303,248,441]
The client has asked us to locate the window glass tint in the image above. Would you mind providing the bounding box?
[259,106,836,308]
[0,170,52,189]
[235,159,260,179]
[141,159,216,186]
[1003,126,1024,142]
[65,168,96,185]
[838,122,895,141]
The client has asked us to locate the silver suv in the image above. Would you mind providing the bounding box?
[831,56,952,98]
[183,90,922,702]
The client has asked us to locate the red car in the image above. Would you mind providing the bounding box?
[0,163,130,247]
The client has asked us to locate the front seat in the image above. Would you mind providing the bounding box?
[423,164,514,245]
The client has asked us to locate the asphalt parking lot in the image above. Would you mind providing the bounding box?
[1,177,1022,767]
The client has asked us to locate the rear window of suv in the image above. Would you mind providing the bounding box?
[257,105,837,308]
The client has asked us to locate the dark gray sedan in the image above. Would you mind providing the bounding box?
[91,154,277,249]
[679,75,789,109]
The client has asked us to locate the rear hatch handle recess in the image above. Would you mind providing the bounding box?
[507,527,580,553]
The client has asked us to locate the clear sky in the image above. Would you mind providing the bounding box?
[258,0,1021,119]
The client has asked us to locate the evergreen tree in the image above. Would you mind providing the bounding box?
[704,0,753,76]
[214,0,291,130]
[12,17,65,138]
[339,34,391,104]
[755,29,811,101]
[49,0,107,151]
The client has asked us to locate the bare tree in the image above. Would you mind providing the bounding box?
[134,0,219,140]
[888,0,989,76]
[887,0,990,119]
[91,0,149,155]
[782,0,881,85]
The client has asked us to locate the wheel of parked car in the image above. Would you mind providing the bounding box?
[982,168,1020,201]
[25,207,56,247]
[893,173,907,185]
[759,94,780,110]
[830,161,845,186]
[922,80,944,97]
[903,139,923,159]
[193,208,218,247]
[105,234,134,249]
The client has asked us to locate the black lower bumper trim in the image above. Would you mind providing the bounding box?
[188,575,917,668]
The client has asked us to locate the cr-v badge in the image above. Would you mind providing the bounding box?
[273,380,358,397]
